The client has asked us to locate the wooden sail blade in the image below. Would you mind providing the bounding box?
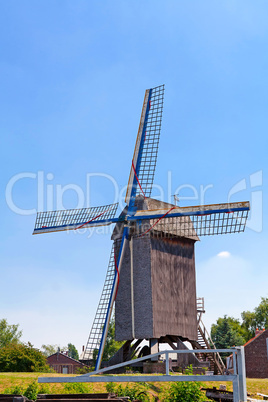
[33,203,119,234]
[125,85,165,206]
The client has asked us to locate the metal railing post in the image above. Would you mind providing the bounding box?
[236,346,247,401]
[231,350,239,402]
[233,350,237,374]
[232,376,240,402]
[165,352,169,375]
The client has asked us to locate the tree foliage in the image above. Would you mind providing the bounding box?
[102,317,124,361]
[41,344,59,357]
[0,342,52,372]
[67,343,79,360]
[41,343,79,360]
[241,297,268,340]
[0,319,22,348]
[211,297,268,348]
[93,317,124,363]
[211,315,246,349]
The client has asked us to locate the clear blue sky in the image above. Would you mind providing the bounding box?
[0,1,267,354]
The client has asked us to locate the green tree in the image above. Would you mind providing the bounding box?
[241,297,268,340]
[0,319,22,348]
[93,317,124,363]
[67,343,79,360]
[211,315,246,349]
[41,344,59,357]
[224,316,248,340]
[0,342,52,372]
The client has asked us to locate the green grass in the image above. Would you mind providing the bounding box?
[0,373,267,399]
[0,373,99,395]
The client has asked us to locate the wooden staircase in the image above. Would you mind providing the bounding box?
[189,298,225,374]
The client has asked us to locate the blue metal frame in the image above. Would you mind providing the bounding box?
[128,206,250,221]
[33,206,250,235]
[33,204,250,236]
[128,89,152,210]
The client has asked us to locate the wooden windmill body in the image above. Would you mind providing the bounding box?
[113,196,199,345]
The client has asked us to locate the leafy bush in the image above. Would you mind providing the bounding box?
[163,381,206,402]
[4,381,52,400]
[24,381,39,401]
[38,383,51,395]
[106,382,115,393]
[162,366,206,402]
[106,382,149,401]
[0,342,52,372]
[63,382,93,394]
[4,381,92,401]
[4,385,25,395]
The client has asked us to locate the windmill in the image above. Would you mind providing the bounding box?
[33,84,250,372]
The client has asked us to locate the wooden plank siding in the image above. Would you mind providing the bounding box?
[150,236,197,340]
[113,197,198,343]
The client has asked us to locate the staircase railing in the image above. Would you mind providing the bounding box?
[195,297,225,374]
[198,318,225,372]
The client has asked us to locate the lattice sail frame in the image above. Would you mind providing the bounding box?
[125,85,165,204]
[129,201,250,238]
[82,247,115,360]
[33,203,119,234]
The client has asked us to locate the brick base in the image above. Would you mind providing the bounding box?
[143,362,166,374]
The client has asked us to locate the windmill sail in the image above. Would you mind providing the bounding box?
[33,203,119,234]
[125,85,165,205]
[129,201,250,237]
[82,247,116,360]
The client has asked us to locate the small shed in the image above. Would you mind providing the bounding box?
[244,328,268,378]
[47,352,86,374]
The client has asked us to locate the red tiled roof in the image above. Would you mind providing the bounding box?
[244,329,266,347]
